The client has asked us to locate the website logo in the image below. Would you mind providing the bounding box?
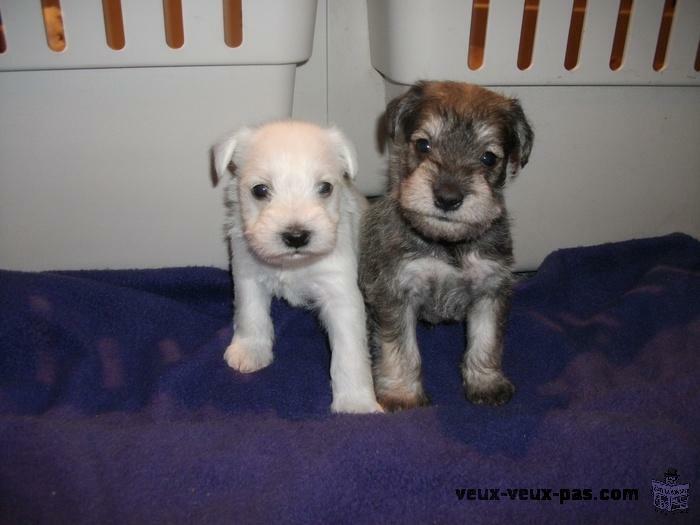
[651,468,689,513]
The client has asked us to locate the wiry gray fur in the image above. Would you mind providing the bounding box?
[359,81,533,411]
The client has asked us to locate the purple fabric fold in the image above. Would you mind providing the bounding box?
[1,234,698,524]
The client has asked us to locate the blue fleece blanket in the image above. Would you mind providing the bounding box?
[1,234,698,524]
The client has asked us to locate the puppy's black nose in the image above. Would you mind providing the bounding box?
[282,228,311,248]
[433,182,464,211]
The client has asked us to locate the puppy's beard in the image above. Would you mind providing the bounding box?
[398,210,489,242]
[260,248,330,268]
[244,230,337,267]
[398,174,502,242]
[243,213,338,267]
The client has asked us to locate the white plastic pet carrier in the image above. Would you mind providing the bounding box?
[367,0,700,268]
[0,0,317,270]
[0,0,698,270]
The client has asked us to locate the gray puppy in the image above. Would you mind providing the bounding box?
[359,81,533,411]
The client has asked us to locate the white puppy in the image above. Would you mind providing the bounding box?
[213,121,381,414]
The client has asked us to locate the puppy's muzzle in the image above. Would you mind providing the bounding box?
[432,179,464,212]
[281,227,311,248]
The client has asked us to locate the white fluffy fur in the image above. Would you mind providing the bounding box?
[214,121,381,414]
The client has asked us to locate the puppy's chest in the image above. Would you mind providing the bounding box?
[397,252,507,320]
[260,269,315,307]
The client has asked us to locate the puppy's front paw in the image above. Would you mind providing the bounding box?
[376,390,431,412]
[463,371,514,406]
[224,337,273,373]
[331,394,384,414]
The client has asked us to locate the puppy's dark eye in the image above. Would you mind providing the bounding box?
[415,138,431,155]
[251,184,271,200]
[480,151,498,167]
[318,181,333,197]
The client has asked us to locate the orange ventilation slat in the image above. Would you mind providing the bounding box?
[163,0,185,49]
[517,0,539,70]
[223,0,243,48]
[41,0,66,52]
[0,9,7,54]
[564,0,587,71]
[610,0,633,70]
[102,0,125,50]
[653,0,676,71]
[468,0,489,70]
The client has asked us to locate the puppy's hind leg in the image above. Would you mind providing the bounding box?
[372,303,430,411]
[461,295,514,406]
[317,285,382,414]
[225,277,274,373]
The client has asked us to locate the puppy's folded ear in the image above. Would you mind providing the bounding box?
[213,127,253,179]
[326,127,358,179]
[506,99,534,179]
[385,82,426,142]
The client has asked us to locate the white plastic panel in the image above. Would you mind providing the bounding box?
[0,0,318,270]
[368,0,700,85]
[0,0,318,70]
[484,0,525,72]
[577,0,621,72]
[667,0,700,72]
[530,0,573,76]
[623,0,666,75]
[0,65,297,270]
